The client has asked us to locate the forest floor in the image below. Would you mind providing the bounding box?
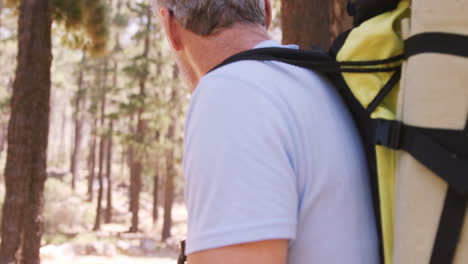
[41,201,187,264]
[43,255,176,264]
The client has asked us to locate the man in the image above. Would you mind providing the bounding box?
[152,0,379,263]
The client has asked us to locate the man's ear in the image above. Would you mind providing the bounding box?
[264,0,272,30]
[160,7,183,51]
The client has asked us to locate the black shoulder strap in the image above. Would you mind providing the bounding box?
[210,47,334,73]
[210,47,403,74]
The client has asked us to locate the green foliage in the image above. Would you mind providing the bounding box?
[50,0,83,27]
[113,13,129,28]
[49,0,110,55]
[3,0,110,55]
[43,178,95,233]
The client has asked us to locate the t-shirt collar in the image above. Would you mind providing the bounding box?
[253,40,299,50]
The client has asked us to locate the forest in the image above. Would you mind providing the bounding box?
[0,0,351,263]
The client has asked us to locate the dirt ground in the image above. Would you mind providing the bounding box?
[42,203,187,264]
[43,255,177,264]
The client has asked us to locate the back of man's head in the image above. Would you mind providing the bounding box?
[153,0,266,36]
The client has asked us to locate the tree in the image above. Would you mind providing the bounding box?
[87,118,98,201]
[104,118,114,224]
[93,61,109,231]
[70,53,87,191]
[0,0,108,262]
[281,0,352,48]
[128,3,152,233]
[161,65,179,242]
[152,132,161,223]
[0,0,51,262]
[0,0,3,27]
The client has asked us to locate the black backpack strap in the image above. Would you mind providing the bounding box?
[366,69,402,113]
[210,47,403,74]
[400,31,468,264]
[405,32,468,59]
[375,119,468,195]
[329,29,353,58]
[430,188,468,264]
[375,118,468,264]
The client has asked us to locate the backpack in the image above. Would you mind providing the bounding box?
[178,1,468,263]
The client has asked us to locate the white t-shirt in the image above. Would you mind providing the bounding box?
[183,40,379,264]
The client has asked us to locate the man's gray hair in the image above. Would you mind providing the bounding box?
[154,0,266,36]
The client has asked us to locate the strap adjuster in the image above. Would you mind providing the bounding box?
[375,119,402,149]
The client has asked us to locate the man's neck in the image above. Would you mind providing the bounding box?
[183,24,271,84]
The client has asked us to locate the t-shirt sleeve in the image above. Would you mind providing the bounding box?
[183,74,298,255]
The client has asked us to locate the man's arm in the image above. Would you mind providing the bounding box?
[188,239,288,264]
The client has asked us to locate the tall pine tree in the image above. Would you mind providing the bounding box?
[281,0,351,48]
[0,0,108,262]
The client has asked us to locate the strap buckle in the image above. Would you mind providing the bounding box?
[375,119,402,149]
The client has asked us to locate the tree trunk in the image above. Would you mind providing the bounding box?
[0,123,6,161]
[87,118,98,202]
[281,0,351,49]
[161,122,175,241]
[59,106,67,161]
[161,66,179,242]
[127,128,135,213]
[70,119,83,190]
[93,62,108,232]
[70,54,86,191]
[128,145,142,232]
[104,59,118,224]
[0,0,52,262]
[120,146,126,183]
[152,131,161,223]
[105,120,114,224]
[0,0,3,28]
[129,6,152,233]
[152,171,159,223]
[329,0,352,43]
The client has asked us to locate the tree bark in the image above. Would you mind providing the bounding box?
[59,106,67,161]
[87,118,98,202]
[127,121,135,213]
[0,123,6,161]
[152,170,159,223]
[128,143,142,233]
[161,66,179,242]
[281,0,351,49]
[0,0,3,28]
[70,54,86,191]
[93,62,108,232]
[152,132,161,223]
[129,6,152,233]
[0,0,52,262]
[104,59,118,224]
[329,0,352,43]
[161,121,175,242]
[105,120,114,224]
